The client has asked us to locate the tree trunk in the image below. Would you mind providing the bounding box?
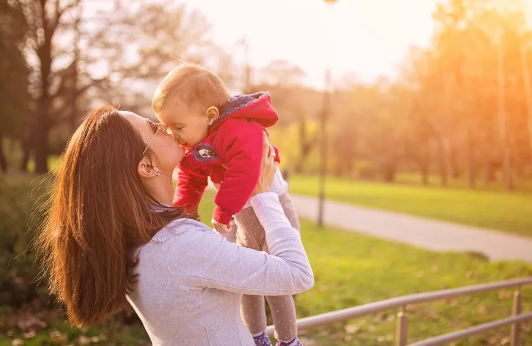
[447,142,459,179]
[34,114,49,174]
[383,162,396,183]
[20,136,31,172]
[437,137,449,187]
[420,146,429,186]
[333,128,355,178]
[481,104,495,185]
[34,33,53,174]
[295,118,306,174]
[421,163,429,186]
[482,156,495,184]
[466,129,476,189]
[497,38,513,191]
[0,133,7,173]
[70,6,81,132]
[520,47,532,168]
[296,117,315,174]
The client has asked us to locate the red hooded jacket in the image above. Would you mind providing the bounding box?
[173,92,281,225]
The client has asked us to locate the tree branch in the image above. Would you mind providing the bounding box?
[39,0,48,33]
[49,60,76,100]
[49,78,106,125]
[50,0,80,34]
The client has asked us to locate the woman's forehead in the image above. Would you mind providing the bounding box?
[118,110,150,138]
[118,110,140,119]
[118,110,145,127]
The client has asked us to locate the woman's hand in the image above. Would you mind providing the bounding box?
[252,132,278,197]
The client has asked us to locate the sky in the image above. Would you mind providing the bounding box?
[185,0,441,88]
[83,0,443,88]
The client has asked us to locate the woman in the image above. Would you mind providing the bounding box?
[37,105,313,346]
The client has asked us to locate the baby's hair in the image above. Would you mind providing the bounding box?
[152,61,230,113]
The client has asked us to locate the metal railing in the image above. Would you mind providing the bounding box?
[265,277,532,346]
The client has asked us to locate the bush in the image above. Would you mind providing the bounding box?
[0,175,48,308]
[0,175,150,345]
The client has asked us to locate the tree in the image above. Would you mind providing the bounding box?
[252,61,322,174]
[258,59,306,87]
[410,0,530,189]
[10,0,230,173]
[521,46,532,167]
[86,1,232,117]
[15,0,86,173]
[0,0,30,173]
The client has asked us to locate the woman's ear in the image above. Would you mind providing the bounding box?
[204,106,219,126]
[138,157,159,179]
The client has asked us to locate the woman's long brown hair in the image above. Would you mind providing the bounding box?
[36,105,189,327]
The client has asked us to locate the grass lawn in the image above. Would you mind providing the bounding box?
[200,191,532,346]
[393,172,532,192]
[1,178,530,345]
[287,174,532,238]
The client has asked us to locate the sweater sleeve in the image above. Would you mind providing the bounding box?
[212,119,264,225]
[172,160,209,213]
[161,192,314,296]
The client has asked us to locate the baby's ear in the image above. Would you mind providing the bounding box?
[205,106,219,125]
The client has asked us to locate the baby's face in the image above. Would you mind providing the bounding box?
[156,102,210,152]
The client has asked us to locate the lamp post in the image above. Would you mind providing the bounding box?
[317,0,337,227]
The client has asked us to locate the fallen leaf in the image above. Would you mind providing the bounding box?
[344,324,359,334]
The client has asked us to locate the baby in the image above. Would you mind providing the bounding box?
[152,63,305,346]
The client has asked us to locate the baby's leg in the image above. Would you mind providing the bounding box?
[234,207,270,338]
[278,193,300,232]
[264,295,297,342]
[235,193,302,343]
[265,192,300,342]
[241,294,268,335]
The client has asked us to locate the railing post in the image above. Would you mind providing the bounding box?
[396,306,408,346]
[510,287,522,346]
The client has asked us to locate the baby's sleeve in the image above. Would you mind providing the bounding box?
[211,119,264,225]
[173,160,209,213]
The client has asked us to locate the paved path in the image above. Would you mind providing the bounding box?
[290,194,532,262]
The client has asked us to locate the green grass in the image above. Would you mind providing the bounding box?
[0,175,152,346]
[199,191,532,346]
[287,174,532,238]
[1,181,530,346]
[294,222,532,346]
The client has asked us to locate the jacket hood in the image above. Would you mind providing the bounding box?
[208,92,278,134]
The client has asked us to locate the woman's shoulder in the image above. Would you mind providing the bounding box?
[136,218,215,260]
[145,218,232,271]
[153,218,212,240]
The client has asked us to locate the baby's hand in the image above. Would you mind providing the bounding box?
[212,218,232,234]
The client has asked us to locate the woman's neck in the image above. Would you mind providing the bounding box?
[146,174,174,205]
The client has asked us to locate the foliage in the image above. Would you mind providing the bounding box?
[1,180,531,345]
[0,176,151,345]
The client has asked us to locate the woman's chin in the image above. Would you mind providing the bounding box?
[175,145,186,162]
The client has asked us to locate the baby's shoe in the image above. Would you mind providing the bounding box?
[275,337,304,346]
[253,331,272,346]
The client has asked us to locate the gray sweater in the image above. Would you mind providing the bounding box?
[126,192,314,346]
